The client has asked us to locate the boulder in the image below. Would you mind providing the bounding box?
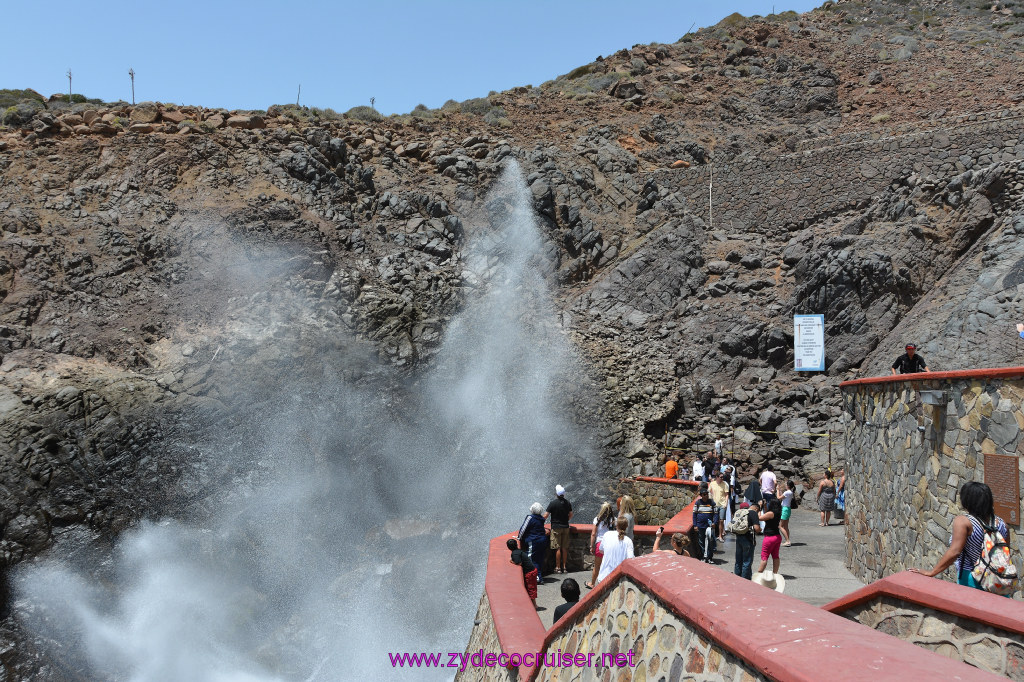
[670,160,690,169]
[130,102,160,123]
[611,81,645,100]
[129,124,155,134]
[62,114,84,127]
[82,110,99,124]
[89,122,117,136]
[205,114,226,129]
[777,417,810,451]
[226,115,266,129]
[161,109,187,124]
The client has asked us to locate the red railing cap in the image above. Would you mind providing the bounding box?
[840,366,1024,389]
[822,571,1024,636]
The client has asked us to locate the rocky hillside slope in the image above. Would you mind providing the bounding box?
[2,0,1024,674]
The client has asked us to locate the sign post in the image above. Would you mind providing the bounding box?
[793,315,825,372]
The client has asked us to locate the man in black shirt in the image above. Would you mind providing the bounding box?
[693,485,717,563]
[552,578,580,624]
[891,343,929,375]
[545,485,573,574]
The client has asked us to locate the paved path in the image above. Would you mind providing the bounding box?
[714,506,865,607]
[536,507,864,626]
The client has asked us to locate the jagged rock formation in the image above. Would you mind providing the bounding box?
[2,0,1024,677]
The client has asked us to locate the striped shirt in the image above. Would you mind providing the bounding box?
[954,515,1009,573]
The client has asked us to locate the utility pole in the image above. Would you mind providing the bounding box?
[370,96,375,111]
[129,68,135,105]
[296,84,301,107]
[67,69,72,102]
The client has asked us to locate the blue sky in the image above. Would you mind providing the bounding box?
[1,1,821,115]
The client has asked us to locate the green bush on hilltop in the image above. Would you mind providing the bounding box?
[2,100,44,126]
[717,12,748,29]
[345,105,383,122]
[0,89,45,109]
[459,97,493,115]
[546,69,627,97]
[48,93,104,107]
[564,64,598,80]
[409,104,437,119]
[271,103,345,122]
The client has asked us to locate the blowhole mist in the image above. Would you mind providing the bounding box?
[14,160,599,680]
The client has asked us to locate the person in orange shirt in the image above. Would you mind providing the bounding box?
[664,454,679,479]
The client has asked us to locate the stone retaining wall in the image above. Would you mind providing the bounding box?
[535,577,761,682]
[842,596,1024,679]
[459,593,517,682]
[824,572,1024,680]
[840,370,1024,596]
[653,109,1024,234]
[459,550,998,682]
[610,477,699,525]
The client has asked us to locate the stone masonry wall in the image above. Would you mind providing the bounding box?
[454,593,517,682]
[454,577,763,682]
[655,107,1024,234]
[841,374,1024,596]
[841,595,1024,680]
[610,478,698,525]
[535,578,763,682]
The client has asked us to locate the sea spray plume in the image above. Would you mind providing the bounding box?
[13,159,596,681]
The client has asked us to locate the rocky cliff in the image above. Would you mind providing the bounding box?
[3,0,1024,677]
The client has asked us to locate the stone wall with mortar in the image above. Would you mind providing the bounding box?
[609,477,699,525]
[461,546,995,682]
[535,577,761,682]
[653,107,1024,233]
[840,370,1024,596]
[841,595,1024,679]
[456,593,518,682]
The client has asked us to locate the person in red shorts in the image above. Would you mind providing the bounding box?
[756,493,783,581]
[508,538,538,606]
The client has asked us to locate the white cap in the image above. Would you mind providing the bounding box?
[763,569,774,581]
[555,484,565,496]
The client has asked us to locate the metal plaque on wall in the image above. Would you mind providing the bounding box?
[984,453,1021,525]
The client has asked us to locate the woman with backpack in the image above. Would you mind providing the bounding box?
[910,482,1013,594]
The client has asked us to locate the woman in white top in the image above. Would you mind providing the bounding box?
[585,502,616,589]
[778,480,794,547]
[617,496,636,541]
[597,516,634,583]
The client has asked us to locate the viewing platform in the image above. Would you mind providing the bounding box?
[459,470,1023,681]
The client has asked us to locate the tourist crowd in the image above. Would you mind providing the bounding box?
[508,458,851,612]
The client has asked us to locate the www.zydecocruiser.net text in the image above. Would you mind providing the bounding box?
[389,649,637,670]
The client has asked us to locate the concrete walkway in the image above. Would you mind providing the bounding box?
[537,507,864,626]
[713,506,865,607]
